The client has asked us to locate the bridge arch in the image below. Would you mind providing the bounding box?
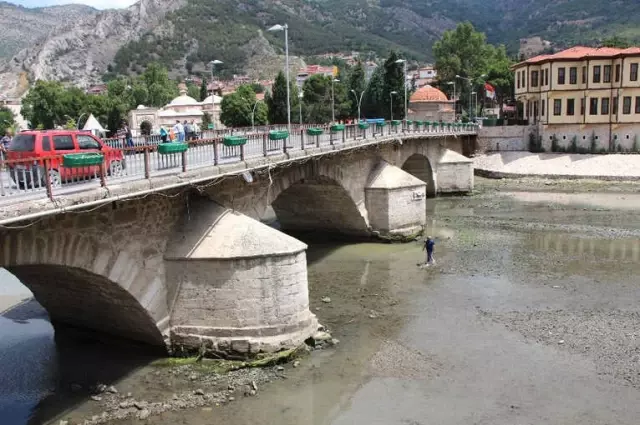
[401,153,436,196]
[0,196,181,348]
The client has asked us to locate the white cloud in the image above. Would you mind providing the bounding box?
[11,0,138,9]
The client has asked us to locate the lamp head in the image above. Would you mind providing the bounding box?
[391,91,397,94]
[210,60,223,66]
[395,59,406,64]
[267,24,284,32]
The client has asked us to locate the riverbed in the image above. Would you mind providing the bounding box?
[2,177,640,424]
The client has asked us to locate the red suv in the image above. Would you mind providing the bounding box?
[6,130,125,188]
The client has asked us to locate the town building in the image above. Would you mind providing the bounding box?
[127,83,222,136]
[513,46,640,150]
[296,65,337,87]
[412,66,437,89]
[407,85,455,123]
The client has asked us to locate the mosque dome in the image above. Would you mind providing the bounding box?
[410,85,449,102]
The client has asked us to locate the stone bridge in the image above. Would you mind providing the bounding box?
[0,128,476,357]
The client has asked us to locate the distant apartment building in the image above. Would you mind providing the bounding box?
[296,65,337,87]
[412,66,437,88]
[86,84,107,95]
[513,46,640,150]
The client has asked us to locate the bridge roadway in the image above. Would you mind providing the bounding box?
[0,122,477,224]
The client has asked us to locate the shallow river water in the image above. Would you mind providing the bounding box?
[3,178,640,425]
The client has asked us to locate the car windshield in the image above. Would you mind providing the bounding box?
[8,134,36,152]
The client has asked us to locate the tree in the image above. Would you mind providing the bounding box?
[383,51,405,120]
[187,82,200,100]
[347,60,366,118]
[433,22,512,117]
[200,78,208,101]
[0,107,15,135]
[301,75,331,123]
[266,71,299,125]
[220,85,266,127]
[362,64,385,119]
[202,112,212,129]
[602,36,631,48]
[141,62,178,107]
[21,80,67,129]
[484,45,514,114]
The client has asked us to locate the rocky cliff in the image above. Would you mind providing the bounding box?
[0,0,184,97]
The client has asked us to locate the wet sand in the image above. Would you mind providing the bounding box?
[7,177,640,424]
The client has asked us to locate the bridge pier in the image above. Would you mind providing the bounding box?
[365,161,427,239]
[164,199,318,357]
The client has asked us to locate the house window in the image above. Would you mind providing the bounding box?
[593,65,601,83]
[531,70,539,87]
[582,66,587,84]
[517,71,520,89]
[580,98,585,115]
[567,98,575,116]
[623,96,632,114]
[523,70,527,88]
[558,67,566,85]
[569,67,577,84]
[615,64,621,82]
[553,99,562,116]
[631,63,639,81]
[601,97,610,115]
[589,98,598,115]
[636,96,640,114]
[541,99,545,116]
[613,96,618,115]
[603,65,612,83]
[545,69,549,86]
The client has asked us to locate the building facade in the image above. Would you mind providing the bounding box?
[407,85,455,123]
[513,46,640,150]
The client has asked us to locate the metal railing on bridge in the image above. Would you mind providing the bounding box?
[0,121,477,205]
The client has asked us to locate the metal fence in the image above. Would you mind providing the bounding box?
[1,121,477,204]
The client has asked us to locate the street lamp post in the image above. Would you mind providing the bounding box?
[446,81,456,119]
[471,91,477,121]
[331,78,340,123]
[251,100,263,132]
[390,91,397,120]
[350,89,365,122]
[209,60,223,129]
[76,113,87,130]
[456,74,486,121]
[267,24,291,133]
[395,59,407,121]
[298,92,303,125]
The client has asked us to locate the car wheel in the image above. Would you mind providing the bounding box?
[109,160,124,177]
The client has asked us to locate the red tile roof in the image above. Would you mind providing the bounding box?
[515,46,640,67]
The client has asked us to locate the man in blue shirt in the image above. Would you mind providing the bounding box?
[423,236,435,265]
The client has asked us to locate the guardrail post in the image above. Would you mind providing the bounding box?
[262,134,267,157]
[143,147,150,179]
[213,140,220,165]
[99,161,107,187]
[300,130,305,150]
[342,129,346,144]
[240,143,245,161]
[44,159,53,200]
[181,150,188,172]
[283,137,288,154]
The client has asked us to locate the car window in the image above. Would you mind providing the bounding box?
[8,134,36,152]
[53,135,75,151]
[42,136,51,151]
[77,135,101,150]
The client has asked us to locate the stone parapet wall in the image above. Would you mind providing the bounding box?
[477,125,531,152]
[539,123,640,152]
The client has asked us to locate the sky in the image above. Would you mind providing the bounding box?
[10,0,137,9]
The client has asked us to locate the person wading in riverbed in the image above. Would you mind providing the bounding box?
[423,236,435,266]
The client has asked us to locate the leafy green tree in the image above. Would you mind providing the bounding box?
[0,107,16,136]
[64,118,77,130]
[362,64,385,119]
[433,22,513,116]
[602,36,630,48]
[141,63,178,107]
[301,75,331,123]
[347,60,366,118]
[220,85,266,127]
[21,80,67,129]
[484,45,514,113]
[383,51,405,120]
[187,82,200,100]
[202,111,212,129]
[266,71,299,125]
[200,78,208,101]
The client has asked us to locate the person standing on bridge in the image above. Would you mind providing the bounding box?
[423,236,435,266]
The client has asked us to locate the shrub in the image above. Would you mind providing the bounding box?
[569,136,578,153]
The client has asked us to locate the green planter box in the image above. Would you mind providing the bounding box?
[376,122,387,127]
[269,130,289,141]
[424,121,431,127]
[330,124,345,132]
[223,135,247,146]
[358,123,370,130]
[406,120,413,125]
[63,153,104,168]
[158,142,189,154]
[391,120,401,126]
[307,128,324,136]
[414,120,423,126]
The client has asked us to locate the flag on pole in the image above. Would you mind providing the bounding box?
[484,82,496,100]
